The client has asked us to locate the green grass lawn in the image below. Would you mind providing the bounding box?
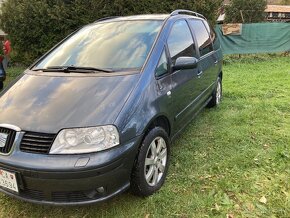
[1,56,290,217]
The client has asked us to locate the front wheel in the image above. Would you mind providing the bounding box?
[207,76,222,108]
[131,127,170,197]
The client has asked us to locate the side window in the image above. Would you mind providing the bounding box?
[167,20,196,64]
[188,19,213,56]
[203,20,216,42]
[155,49,168,77]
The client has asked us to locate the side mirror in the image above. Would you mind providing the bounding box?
[173,57,198,71]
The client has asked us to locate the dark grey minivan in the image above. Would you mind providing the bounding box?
[0,10,222,205]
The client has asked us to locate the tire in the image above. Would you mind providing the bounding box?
[131,127,170,197]
[0,81,3,90]
[207,76,222,108]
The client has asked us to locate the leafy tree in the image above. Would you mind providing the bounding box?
[225,0,267,23]
[0,0,222,64]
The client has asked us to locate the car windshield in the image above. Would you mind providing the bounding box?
[33,20,163,72]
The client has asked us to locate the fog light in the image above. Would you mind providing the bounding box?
[96,187,105,193]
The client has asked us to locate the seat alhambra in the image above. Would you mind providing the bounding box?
[0,10,222,205]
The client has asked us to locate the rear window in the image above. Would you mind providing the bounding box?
[33,20,163,71]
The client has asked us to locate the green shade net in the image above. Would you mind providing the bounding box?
[215,23,290,54]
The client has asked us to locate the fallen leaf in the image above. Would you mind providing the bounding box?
[259,196,267,204]
[211,203,221,214]
[282,190,288,197]
[234,204,240,210]
[221,193,232,206]
[246,203,255,211]
[215,203,220,211]
[263,144,270,149]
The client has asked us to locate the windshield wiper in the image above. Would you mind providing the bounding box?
[33,66,113,73]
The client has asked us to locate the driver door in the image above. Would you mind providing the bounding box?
[167,19,201,131]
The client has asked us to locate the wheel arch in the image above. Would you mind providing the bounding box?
[219,71,223,80]
[144,114,171,138]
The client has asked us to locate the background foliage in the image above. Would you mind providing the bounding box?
[0,0,222,64]
[225,0,267,23]
[281,0,290,4]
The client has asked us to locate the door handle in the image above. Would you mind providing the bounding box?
[197,70,203,78]
[214,60,218,65]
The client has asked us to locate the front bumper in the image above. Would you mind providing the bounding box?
[0,133,142,205]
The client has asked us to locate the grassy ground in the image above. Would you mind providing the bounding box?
[1,56,290,217]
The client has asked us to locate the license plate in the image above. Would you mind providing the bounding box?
[0,169,18,193]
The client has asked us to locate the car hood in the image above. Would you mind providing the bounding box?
[0,71,140,133]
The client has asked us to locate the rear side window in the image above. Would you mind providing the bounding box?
[203,20,216,42]
[188,19,213,56]
[167,20,196,64]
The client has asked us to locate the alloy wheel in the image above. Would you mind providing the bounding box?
[216,80,222,104]
[144,137,167,186]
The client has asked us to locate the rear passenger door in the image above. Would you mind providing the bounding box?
[188,19,218,97]
[167,19,200,130]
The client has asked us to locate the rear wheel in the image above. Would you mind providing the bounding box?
[131,127,170,197]
[0,81,3,90]
[207,76,222,108]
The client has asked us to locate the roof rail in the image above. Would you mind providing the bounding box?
[170,9,206,20]
[94,16,120,23]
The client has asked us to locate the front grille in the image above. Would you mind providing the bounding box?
[20,132,56,154]
[0,127,16,154]
[20,189,95,202]
[21,189,45,201]
[52,191,92,202]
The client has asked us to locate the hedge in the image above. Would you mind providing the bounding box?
[0,0,222,64]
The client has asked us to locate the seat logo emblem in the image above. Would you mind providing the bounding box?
[0,133,8,148]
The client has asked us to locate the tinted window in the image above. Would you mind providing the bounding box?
[33,21,162,71]
[188,19,213,56]
[203,20,216,42]
[167,20,196,64]
[155,49,168,77]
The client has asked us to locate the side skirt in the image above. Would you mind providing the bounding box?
[171,96,212,142]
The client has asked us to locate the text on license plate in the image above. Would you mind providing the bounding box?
[0,169,18,192]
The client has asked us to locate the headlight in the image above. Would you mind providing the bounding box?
[50,125,120,154]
